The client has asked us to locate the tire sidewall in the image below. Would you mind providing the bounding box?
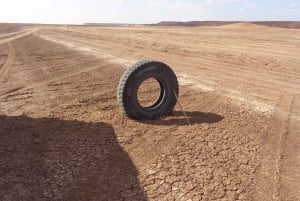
[122,61,178,119]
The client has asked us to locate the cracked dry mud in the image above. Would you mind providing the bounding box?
[0,23,300,201]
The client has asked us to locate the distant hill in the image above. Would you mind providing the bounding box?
[152,21,300,29]
[253,21,300,29]
[84,23,130,27]
[153,21,236,27]
[219,22,266,29]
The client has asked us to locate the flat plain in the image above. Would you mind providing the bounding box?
[0,22,300,201]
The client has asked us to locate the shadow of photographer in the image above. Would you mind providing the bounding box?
[0,115,147,201]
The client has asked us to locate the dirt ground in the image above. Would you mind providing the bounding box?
[0,23,299,201]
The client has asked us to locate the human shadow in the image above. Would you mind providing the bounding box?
[141,111,224,126]
[0,115,147,201]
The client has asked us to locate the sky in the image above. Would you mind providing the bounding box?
[0,0,299,24]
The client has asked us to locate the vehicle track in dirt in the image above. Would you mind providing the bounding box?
[255,93,294,200]
[0,28,38,45]
[0,28,39,83]
[0,43,15,82]
[0,30,30,40]
[256,93,300,201]
[279,95,300,200]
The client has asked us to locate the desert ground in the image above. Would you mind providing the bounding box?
[0,23,300,201]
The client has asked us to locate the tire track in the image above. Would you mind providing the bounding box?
[0,30,29,40]
[0,43,15,82]
[0,29,38,45]
[255,93,294,201]
[279,95,300,200]
[0,61,109,99]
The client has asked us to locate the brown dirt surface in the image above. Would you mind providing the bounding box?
[0,23,23,34]
[0,23,300,201]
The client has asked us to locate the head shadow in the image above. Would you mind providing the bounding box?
[0,115,147,201]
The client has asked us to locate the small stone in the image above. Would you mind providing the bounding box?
[223,134,229,140]
[214,185,226,199]
[148,169,157,175]
[172,186,179,191]
[156,162,163,169]
[238,193,246,200]
[185,181,195,191]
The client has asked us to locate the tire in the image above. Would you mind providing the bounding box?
[117,60,179,120]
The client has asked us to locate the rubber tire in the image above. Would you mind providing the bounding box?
[117,60,179,120]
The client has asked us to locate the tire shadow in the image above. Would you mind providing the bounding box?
[0,115,147,201]
[141,111,224,126]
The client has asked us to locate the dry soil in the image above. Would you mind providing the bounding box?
[0,23,300,201]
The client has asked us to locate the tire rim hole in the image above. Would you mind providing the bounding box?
[137,78,163,108]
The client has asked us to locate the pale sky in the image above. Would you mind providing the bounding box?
[0,0,299,24]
